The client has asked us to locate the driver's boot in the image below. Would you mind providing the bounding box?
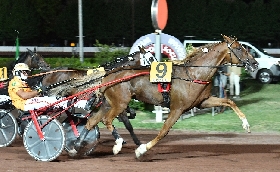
[74,127,90,151]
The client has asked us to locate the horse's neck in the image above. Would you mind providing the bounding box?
[187,46,228,81]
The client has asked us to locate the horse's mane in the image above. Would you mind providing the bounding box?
[99,52,139,71]
[172,43,221,65]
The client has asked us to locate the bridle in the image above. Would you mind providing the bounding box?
[226,39,254,71]
[27,49,49,70]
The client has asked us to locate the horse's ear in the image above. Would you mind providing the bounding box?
[222,34,230,43]
[27,48,34,55]
[138,46,146,54]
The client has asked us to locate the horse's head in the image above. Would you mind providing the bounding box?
[222,35,258,72]
[138,46,157,66]
[26,48,51,70]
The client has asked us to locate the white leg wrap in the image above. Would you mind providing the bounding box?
[113,138,123,155]
[68,148,78,157]
[135,144,147,159]
[241,118,250,132]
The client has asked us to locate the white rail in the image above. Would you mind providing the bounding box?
[0,46,279,54]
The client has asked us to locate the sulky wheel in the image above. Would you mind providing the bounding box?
[23,115,65,161]
[0,109,18,147]
[63,118,100,156]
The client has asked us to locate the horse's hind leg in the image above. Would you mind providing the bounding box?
[101,105,130,155]
[200,96,251,132]
[126,106,136,119]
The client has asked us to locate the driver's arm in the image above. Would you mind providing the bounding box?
[16,89,39,100]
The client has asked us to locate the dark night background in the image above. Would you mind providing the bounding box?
[0,0,279,48]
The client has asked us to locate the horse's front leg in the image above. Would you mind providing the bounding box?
[135,109,183,159]
[117,110,141,145]
[102,105,129,155]
[200,96,251,133]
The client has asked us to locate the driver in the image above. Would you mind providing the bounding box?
[8,63,87,111]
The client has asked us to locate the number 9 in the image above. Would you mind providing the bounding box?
[156,63,167,78]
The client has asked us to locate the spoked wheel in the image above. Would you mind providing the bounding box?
[23,115,65,161]
[63,117,100,157]
[0,110,18,147]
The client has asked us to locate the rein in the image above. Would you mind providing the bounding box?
[28,70,77,78]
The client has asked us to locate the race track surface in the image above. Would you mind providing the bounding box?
[0,128,280,172]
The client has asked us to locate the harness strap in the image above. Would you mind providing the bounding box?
[172,77,210,84]
[157,83,171,108]
[157,83,171,92]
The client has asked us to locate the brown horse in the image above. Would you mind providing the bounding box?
[32,50,154,146]
[9,48,50,74]
[71,35,258,158]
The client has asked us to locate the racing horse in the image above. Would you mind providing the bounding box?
[71,35,258,158]
[31,48,156,146]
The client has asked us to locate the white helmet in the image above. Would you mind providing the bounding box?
[12,63,30,80]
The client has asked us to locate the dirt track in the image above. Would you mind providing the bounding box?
[0,128,280,172]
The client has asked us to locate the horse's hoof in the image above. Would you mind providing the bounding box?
[243,125,251,133]
[113,138,124,155]
[68,148,78,157]
[135,144,147,159]
[246,126,251,133]
[113,144,122,155]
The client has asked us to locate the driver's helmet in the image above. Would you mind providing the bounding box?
[12,63,30,80]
